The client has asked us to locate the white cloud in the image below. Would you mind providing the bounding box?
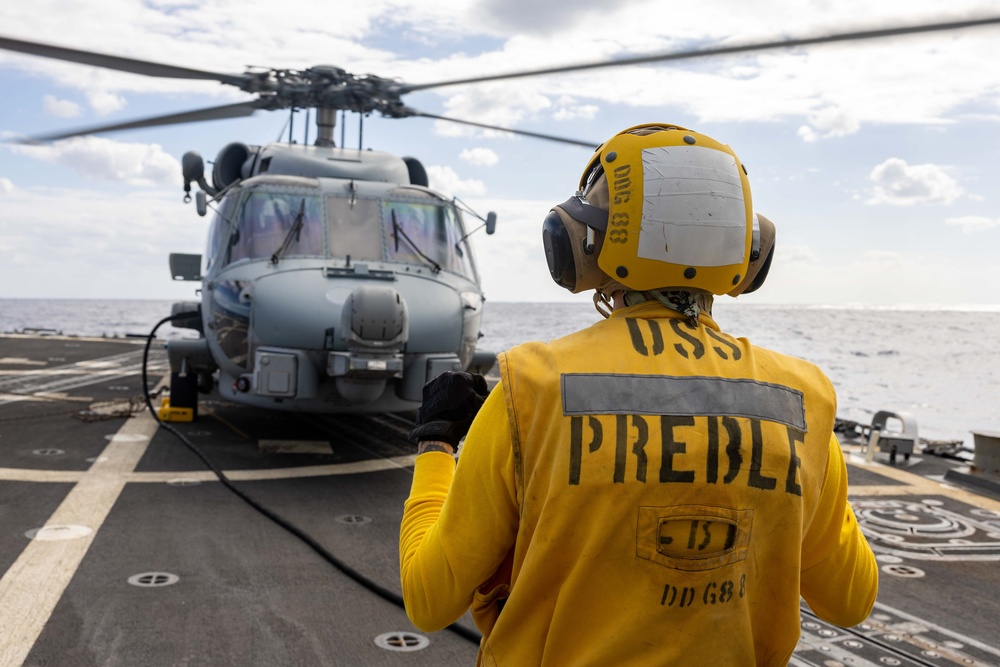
[87,90,128,115]
[1,1,999,306]
[42,95,83,118]
[459,147,499,166]
[0,184,204,299]
[552,96,599,122]
[945,215,1000,233]
[9,137,181,186]
[0,177,14,194]
[797,105,861,142]
[777,243,820,264]
[434,85,553,139]
[867,158,965,206]
[1,1,999,137]
[426,165,487,196]
[797,125,818,142]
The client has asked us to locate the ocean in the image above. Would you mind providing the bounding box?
[1,298,998,447]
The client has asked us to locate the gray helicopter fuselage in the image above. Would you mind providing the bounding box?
[170,147,491,414]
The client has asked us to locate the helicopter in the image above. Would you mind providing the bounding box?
[1,15,998,420]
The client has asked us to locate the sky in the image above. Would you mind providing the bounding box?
[0,0,998,307]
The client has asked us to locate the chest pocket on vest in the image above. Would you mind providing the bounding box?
[637,505,753,571]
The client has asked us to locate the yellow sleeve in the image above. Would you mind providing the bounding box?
[800,433,879,627]
[399,385,519,632]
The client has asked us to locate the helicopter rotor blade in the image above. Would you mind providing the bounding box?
[0,34,249,86]
[401,16,1000,93]
[14,101,263,144]
[410,111,597,149]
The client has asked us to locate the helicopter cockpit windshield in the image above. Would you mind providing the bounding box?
[382,196,476,278]
[224,191,324,265]
[323,190,477,279]
[210,185,476,281]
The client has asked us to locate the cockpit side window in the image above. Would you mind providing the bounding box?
[204,195,237,275]
[225,191,323,265]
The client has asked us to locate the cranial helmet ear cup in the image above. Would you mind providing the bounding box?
[541,206,608,294]
[542,210,576,290]
[740,242,774,295]
[729,213,776,296]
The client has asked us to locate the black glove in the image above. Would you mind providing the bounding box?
[409,371,489,447]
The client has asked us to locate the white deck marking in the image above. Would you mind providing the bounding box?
[0,357,47,366]
[0,349,166,407]
[0,397,158,666]
[0,455,417,484]
[847,453,1000,513]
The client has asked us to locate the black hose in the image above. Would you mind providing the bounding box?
[148,318,915,658]
[142,313,483,645]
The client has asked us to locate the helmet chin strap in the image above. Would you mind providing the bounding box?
[593,291,614,319]
[593,275,629,318]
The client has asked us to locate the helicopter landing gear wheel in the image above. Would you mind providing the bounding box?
[197,372,215,395]
[168,371,199,420]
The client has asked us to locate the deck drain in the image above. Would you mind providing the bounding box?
[33,448,65,456]
[128,572,179,588]
[26,525,93,541]
[167,478,202,486]
[882,564,925,578]
[336,515,372,525]
[879,659,902,666]
[374,632,429,652]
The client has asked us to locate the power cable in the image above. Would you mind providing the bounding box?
[141,312,482,645]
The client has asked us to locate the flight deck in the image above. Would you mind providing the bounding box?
[1,333,999,666]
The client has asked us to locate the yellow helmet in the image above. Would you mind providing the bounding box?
[543,124,759,295]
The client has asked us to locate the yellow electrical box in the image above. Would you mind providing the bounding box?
[158,398,194,423]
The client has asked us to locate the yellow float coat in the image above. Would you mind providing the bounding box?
[400,301,877,665]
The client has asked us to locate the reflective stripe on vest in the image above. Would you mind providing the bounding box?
[561,373,807,432]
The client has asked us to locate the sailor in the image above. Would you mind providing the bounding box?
[399,124,878,665]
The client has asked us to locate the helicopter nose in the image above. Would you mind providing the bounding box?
[331,285,409,404]
[343,285,408,346]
